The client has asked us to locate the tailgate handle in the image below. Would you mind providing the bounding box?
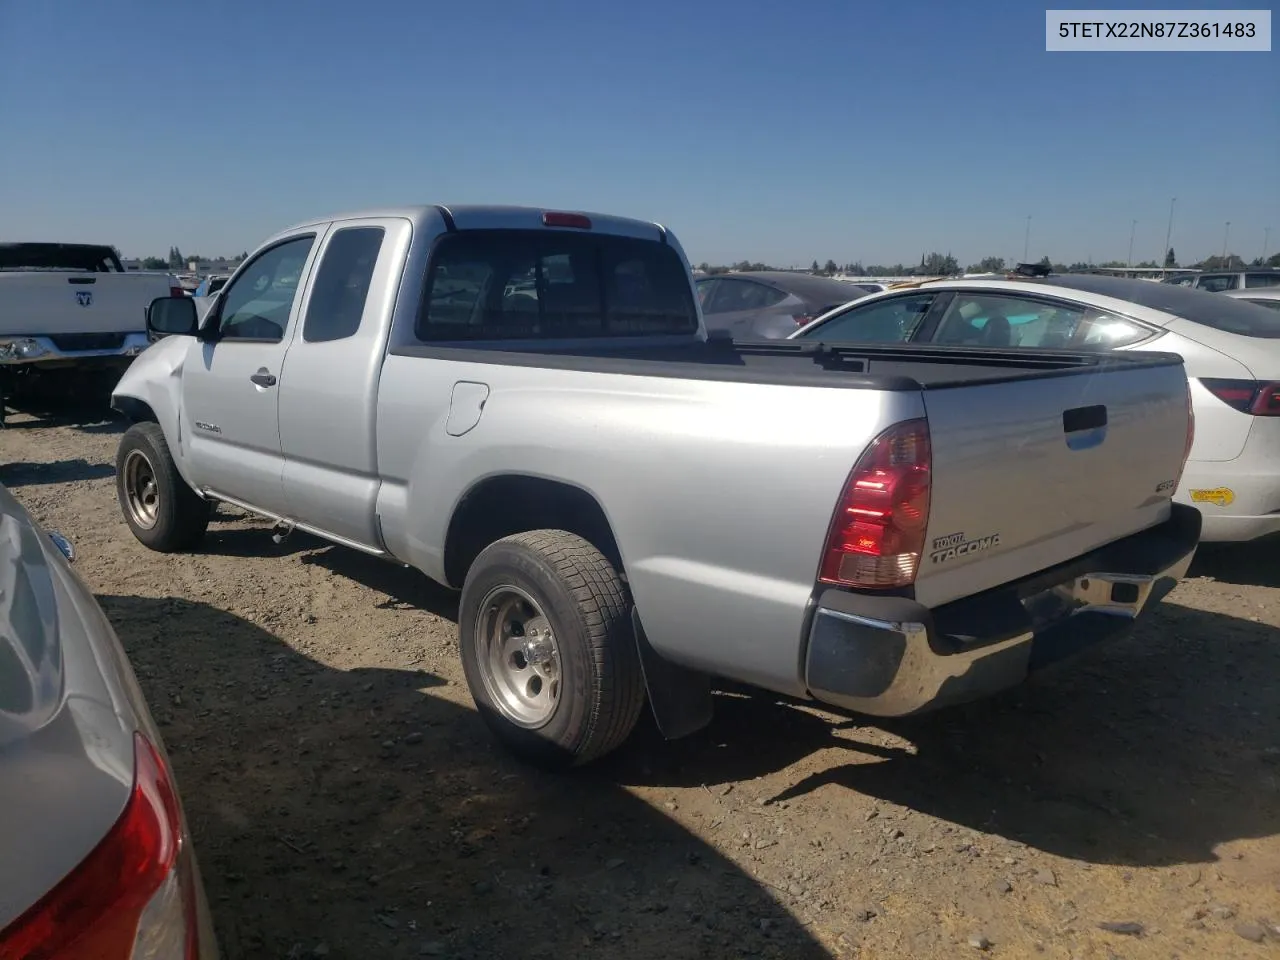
[1063,404,1107,433]
[67,277,97,285]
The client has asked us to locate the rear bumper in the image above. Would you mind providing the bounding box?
[804,504,1201,717]
[1176,463,1280,542]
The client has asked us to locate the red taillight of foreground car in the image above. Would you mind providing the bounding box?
[0,733,199,960]
[818,418,932,589]
[1200,378,1280,416]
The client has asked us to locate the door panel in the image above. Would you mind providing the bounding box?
[278,218,411,548]
[181,233,322,515]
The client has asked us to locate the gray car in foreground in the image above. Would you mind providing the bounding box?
[0,483,218,958]
[111,204,1198,769]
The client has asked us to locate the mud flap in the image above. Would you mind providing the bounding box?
[632,608,714,740]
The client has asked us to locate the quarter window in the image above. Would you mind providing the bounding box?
[302,227,385,343]
[796,294,934,342]
[704,279,785,314]
[1244,273,1280,289]
[217,235,316,342]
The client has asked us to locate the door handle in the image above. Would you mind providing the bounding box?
[250,369,277,388]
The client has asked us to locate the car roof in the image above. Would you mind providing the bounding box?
[275,204,667,242]
[703,271,871,302]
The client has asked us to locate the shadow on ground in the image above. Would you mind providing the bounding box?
[0,459,116,487]
[608,599,1280,870]
[102,594,829,960]
[1190,540,1280,589]
[182,530,1280,876]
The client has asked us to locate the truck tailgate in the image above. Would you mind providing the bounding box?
[914,360,1190,607]
[0,273,168,337]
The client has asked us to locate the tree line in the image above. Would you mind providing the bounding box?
[134,247,250,271]
[697,248,1280,277]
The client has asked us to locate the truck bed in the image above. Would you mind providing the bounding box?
[388,337,1186,391]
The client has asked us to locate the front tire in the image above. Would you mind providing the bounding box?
[458,530,646,769]
[116,422,211,552]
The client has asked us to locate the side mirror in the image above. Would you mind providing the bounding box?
[146,296,199,342]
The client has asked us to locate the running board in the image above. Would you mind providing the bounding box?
[202,490,388,558]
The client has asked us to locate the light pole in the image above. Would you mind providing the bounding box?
[1223,221,1231,260]
[1128,219,1137,268]
[1163,197,1176,265]
[1023,216,1031,262]
[1264,227,1272,262]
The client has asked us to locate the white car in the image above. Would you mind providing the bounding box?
[793,274,1280,543]
[1224,287,1280,312]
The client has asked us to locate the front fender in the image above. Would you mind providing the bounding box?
[110,337,199,489]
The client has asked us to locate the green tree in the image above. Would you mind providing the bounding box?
[921,252,959,276]
[141,256,168,270]
[1269,253,1280,268]
[1037,255,1052,268]
[968,256,1005,273]
[167,246,185,270]
[823,259,838,275]
[810,259,820,274]
[1164,248,1177,268]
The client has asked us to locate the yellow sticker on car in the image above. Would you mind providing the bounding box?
[1190,487,1235,507]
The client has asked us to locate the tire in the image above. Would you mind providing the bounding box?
[458,529,646,769]
[115,422,211,552]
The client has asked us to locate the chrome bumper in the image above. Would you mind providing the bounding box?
[0,333,149,365]
[804,506,1201,718]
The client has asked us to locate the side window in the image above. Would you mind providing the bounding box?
[1196,274,1236,292]
[1244,273,1280,289]
[302,227,385,343]
[695,278,717,308]
[1076,311,1153,348]
[797,294,934,343]
[217,236,316,342]
[705,279,780,314]
[934,294,1084,349]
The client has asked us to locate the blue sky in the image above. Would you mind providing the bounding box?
[1,0,1275,266]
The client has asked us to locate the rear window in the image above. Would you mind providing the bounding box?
[1244,273,1280,289]
[417,230,698,341]
[1183,296,1280,337]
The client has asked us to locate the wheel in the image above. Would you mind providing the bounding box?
[115,422,211,552]
[458,529,646,769]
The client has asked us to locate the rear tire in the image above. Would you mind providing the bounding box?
[116,422,211,552]
[458,529,646,769]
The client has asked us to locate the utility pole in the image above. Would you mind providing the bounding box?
[1163,197,1176,265]
[1264,227,1272,262]
[1023,216,1031,262]
[1128,220,1137,268]
[1223,221,1231,260]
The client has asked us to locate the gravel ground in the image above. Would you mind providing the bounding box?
[4,402,1280,960]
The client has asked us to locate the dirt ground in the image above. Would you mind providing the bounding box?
[4,402,1280,960]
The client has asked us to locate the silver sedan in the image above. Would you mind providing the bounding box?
[793,274,1280,543]
[0,482,218,956]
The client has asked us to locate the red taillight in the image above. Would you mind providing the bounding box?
[1200,378,1280,416]
[793,314,816,326]
[0,733,197,960]
[542,211,592,229]
[169,285,185,298]
[818,419,932,589]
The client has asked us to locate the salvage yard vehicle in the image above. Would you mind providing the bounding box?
[0,482,218,957]
[111,204,1200,768]
[0,243,180,425]
[793,274,1280,542]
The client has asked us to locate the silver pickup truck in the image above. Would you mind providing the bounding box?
[109,205,1201,768]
